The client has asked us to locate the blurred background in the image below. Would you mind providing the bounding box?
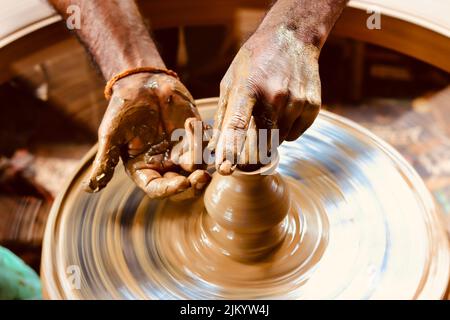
[0,0,449,296]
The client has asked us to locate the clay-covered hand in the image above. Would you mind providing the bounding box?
[209,27,321,175]
[85,72,210,198]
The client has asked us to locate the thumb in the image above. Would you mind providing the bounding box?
[170,118,205,172]
[84,136,120,192]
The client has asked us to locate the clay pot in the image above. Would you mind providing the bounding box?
[203,154,291,261]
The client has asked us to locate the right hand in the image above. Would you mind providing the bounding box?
[208,27,321,175]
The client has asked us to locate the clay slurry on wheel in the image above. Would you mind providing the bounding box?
[41,98,450,299]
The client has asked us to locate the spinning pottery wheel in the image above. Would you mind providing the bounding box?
[41,98,449,299]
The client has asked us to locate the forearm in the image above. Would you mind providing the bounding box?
[257,0,348,48]
[49,0,165,80]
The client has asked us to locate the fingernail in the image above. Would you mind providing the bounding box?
[218,160,233,175]
[83,179,98,193]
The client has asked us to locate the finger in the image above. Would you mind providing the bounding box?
[215,86,255,175]
[171,118,204,172]
[146,175,190,198]
[286,58,321,141]
[207,85,229,151]
[84,136,120,193]
[285,101,320,141]
[238,116,258,169]
[277,98,304,142]
[187,169,211,192]
[126,163,190,199]
[169,170,211,201]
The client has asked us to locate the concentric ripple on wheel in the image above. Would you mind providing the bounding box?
[42,98,449,299]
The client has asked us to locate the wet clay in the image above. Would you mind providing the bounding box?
[41,99,450,299]
[141,157,329,298]
[203,155,290,262]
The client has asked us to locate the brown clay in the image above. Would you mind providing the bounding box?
[142,155,329,298]
[41,99,450,299]
[204,155,290,261]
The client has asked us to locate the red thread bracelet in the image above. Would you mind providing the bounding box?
[104,67,179,100]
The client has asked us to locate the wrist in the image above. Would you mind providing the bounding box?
[100,40,166,80]
[106,68,179,100]
[248,25,321,57]
[255,18,325,49]
[255,0,348,50]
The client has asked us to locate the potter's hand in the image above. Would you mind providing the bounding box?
[209,29,321,175]
[208,0,348,175]
[85,72,210,198]
[48,1,211,197]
